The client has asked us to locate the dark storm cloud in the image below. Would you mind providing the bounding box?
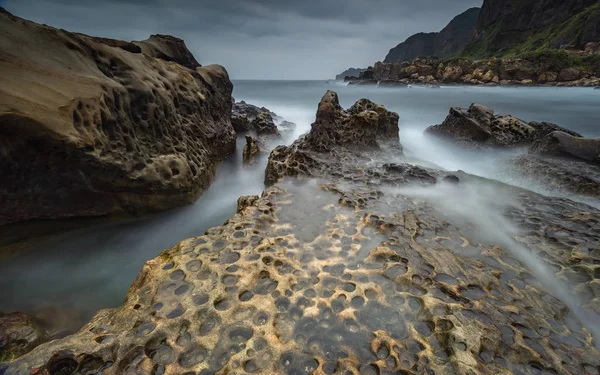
[3,0,482,79]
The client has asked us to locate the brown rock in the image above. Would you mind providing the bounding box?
[242,135,261,165]
[559,67,581,82]
[441,66,463,82]
[426,104,581,148]
[0,312,48,362]
[0,10,236,226]
[133,34,201,70]
[236,195,259,213]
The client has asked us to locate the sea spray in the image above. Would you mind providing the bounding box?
[391,178,600,348]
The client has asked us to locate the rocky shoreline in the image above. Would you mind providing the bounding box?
[4,91,599,375]
[345,54,600,87]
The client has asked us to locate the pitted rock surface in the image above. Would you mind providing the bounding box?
[425,104,582,149]
[0,10,236,225]
[6,92,599,375]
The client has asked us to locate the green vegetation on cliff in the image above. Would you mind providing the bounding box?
[463,2,600,58]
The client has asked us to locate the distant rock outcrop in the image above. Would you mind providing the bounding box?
[425,104,582,148]
[335,67,366,80]
[0,9,236,225]
[384,8,480,62]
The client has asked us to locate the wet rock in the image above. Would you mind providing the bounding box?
[243,136,261,166]
[251,113,279,137]
[0,312,48,362]
[236,195,259,213]
[425,104,582,149]
[264,90,403,185]
[0,10,236,226]
[231,113,251,133]
[6,92,600,375]
[232,101,278,122]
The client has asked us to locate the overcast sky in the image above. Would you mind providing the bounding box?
[3,0,482,79]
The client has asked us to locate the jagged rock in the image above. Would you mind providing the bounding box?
[0,312,48,362]
[232,101,278,122]
[236,195,259,213]
[242,135,261,165]
[231,113,251,133]
[530,131,600,163]
[5,91,600,375]
[251,113,279,137]
[0,10,236,226]
[133,34,200,70]
[426,104,582,148]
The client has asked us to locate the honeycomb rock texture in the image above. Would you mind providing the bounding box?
[5,92,600,375]
[0,10,236,225]
[425,104,582,149]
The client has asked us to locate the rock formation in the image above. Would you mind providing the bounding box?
[5,91,600,375]
[242,136,261,166]
[425,104,582,148]
[350,55,600,87]
[335,68,366,81]
[0,9,236,226]
[426,104,600,200]
[384,8,480,63]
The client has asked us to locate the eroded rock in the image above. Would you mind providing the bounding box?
[243,136,261,166]
[0,10,236,225]
[5,93,600,375]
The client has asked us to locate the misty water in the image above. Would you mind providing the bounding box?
[0,81,598,335]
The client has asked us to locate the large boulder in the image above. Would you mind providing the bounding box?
[6,91,600,375]
[425,104,582,148]
[558,67,581,82]
[0,10,236,226]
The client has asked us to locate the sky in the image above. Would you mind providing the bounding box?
[3,0,482,79]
